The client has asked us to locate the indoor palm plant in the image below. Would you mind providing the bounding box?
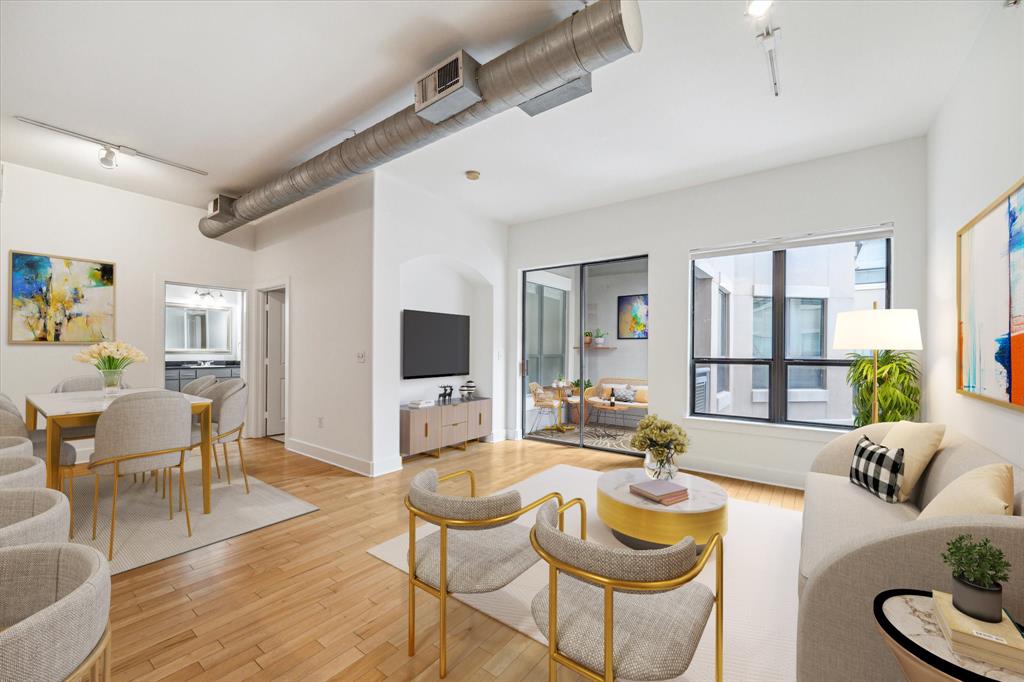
[846,350,921,426]
[942,534,1011,623]
[73,341,148,395]
[630,414,688,480]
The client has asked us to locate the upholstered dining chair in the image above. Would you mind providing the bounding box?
[530,500,723,682]
[190,379,248,490]
[88,391,193,560]
[0,543,112,682]
[0,394,79,480]
[0,455,46,490]
[181,375,217,396]
[405,468,568,678]
[0,436,33,460]
[528,382,561,434]
[0,488,70,547]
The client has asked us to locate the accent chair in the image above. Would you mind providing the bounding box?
[0,488,70,547]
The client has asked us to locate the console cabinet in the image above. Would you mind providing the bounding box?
[400,398,491,458]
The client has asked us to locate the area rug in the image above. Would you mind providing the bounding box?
[534,423,641,452]
[66,455,318,575]
[368,464,801,681]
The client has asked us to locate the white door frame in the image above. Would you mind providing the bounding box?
[252,279,290,440]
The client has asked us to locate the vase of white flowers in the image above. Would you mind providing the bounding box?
[630,414,689,480]
[73,341,148,396]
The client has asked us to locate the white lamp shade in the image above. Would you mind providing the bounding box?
[832,308,922,351]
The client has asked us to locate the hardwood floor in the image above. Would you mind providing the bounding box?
[108,437,803,681]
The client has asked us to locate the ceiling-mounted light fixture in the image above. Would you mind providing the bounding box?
[465,170,481,181]
[98,146,118,170]
[746,0,773,18]
[13,116,208,175]
[755,23,782,97]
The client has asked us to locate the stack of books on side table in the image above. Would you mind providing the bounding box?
[409,400,435,408]
[629,480,689,506]
[932,590,1024,674]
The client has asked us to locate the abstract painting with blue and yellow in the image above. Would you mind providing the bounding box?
[617,293,649,339]
[9,251,115,344]
[957,179,1024,411]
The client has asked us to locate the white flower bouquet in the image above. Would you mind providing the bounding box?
[73,341,148,371]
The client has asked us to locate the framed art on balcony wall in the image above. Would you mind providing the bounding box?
[617,293,649,339]
[956,176,1024,413]
[8,250,116,344]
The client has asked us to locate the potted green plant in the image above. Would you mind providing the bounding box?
[592,328,608,347]
[942,534,1011,623]
[630,414,688,480]
[584,330,593,346]
[569,378,593,396]
[846,350,921,426]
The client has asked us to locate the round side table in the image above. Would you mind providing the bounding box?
[874,588,1024,681]
[596,468,728,549]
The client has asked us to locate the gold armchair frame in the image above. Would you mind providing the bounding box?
[530,528,724,682]
[404,469,579,678]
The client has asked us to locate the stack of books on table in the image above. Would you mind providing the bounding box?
[629,480,689,506]
[932,590,1024,674]
[408,400,435,408]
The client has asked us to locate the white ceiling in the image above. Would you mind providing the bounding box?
[0,1,993,227]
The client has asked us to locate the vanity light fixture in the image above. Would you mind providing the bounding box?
[13,116,208,175]
[193,289,223,302]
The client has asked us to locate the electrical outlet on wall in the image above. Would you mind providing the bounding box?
[316,416,324,428]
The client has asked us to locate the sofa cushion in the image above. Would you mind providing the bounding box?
[917,463,1015,520]
[880,421,945,502]
[800,473,919,587]
[849,437,905,503]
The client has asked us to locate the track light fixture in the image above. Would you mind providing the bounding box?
[755,23,782,97]
[13,116,208,175]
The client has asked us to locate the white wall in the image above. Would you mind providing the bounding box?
[0,163,254,409]
[373,171,509,471]
[508,138,928,488]
[250,176,377,475]
[584,270,649,382]
[925,5,1024,463]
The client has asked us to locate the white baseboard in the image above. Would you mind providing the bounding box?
[285,437,394,477]
[485,430,507,443]
[680,454,806,490]
[507,428,523,440]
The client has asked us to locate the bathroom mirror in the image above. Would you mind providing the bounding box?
[165,304,232,353]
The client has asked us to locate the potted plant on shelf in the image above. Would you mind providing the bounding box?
[846,350,921,426]
[73,341,148,396]
[584,330,593,346]
[630,414,688,480]
[570,378,592,396]
[942,534,1011,623]
[592,328,608,347]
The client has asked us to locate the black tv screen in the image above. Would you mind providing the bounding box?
[402,310,470,379]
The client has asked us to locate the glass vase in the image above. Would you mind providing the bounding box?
[98,368,123,396]
[644,450,678,480]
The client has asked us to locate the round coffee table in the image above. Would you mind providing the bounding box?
[596,468,728,549]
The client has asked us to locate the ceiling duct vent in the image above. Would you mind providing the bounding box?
[414,50,482,124]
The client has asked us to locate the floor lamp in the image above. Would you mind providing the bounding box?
[833,303,922,424]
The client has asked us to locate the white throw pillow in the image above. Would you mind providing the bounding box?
[881,421,945,502]
[917,464,1014,520]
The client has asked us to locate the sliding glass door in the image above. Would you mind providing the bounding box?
[523,267,576,444]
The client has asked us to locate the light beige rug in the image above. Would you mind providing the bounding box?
[368,464,801,682]
[66,455,317,574]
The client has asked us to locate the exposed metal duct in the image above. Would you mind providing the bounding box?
[198,0,643,238]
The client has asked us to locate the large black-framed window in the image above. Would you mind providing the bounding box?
[690,237,892,428]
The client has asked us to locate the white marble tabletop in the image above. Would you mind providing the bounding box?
[597,468,728,515]
[26,388,210,417]
[882,593,1024,681]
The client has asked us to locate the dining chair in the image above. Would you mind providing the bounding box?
[405,468,568,678]
[0,456,46,490]
[88,391,193,561]
[0,436,33,460]
[0,488,70,547]
[528,382,561,434]
[0,543,111,682]
[190,379,248,490]
[181,375,217,396]
[530,500,723,682]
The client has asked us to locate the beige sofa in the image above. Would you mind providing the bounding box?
[797,423,1024,682]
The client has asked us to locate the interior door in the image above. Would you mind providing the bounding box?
[265,289,287,436]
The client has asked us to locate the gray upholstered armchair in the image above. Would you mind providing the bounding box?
[0,488,70,547]
[0,455,46,490]
[190,379,249,491]
[0,543,112,682]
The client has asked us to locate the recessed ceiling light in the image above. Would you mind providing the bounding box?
[746,0,773,18]
[465,170,481,181]
[98,146,118,169]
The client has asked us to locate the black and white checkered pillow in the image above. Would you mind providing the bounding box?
[849,436,905,503]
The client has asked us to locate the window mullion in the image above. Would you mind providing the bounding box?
[770,250,787,423]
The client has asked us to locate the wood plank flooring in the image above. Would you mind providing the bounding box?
[108,437,803,681]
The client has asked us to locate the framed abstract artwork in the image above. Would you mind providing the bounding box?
[956,177,1024,413]
[617,293,649,339]
[8,250,116,344]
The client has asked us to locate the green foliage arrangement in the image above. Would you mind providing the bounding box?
[630,414,688,462]
[570,378,593,391]
[592,328,608,339]
[942,534,1011,589]
[584,330,593,338]
[846,350,921,426]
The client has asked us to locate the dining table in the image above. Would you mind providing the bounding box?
[24,388,217,514]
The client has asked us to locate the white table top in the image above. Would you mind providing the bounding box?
[26,389,211,417]
[597,468,728,515]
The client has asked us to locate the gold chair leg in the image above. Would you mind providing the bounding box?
[153,469,158,492]
[66,469,75,539]
[548,565,558,682]
[213,446,221,479]
[439,523,448,678]
[716,539,724,682]
[407,510,416,657]
[168,467,174,520]
[91,475,100,540]
[236,439,250,494]
[222,443,232,484]
[603,585,614,682]
[179,461,192,537]
[162,468,167,499]
[108,465,120,561]
[179,451,185,512]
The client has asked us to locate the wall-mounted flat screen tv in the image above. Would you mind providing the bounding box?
[402,310,470,379]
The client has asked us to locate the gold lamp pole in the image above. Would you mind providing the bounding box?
[871,302,880,424]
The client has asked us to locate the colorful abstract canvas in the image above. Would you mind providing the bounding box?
[9,251,115,344]
[617,293,648,339]
[957,179,1024,412]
